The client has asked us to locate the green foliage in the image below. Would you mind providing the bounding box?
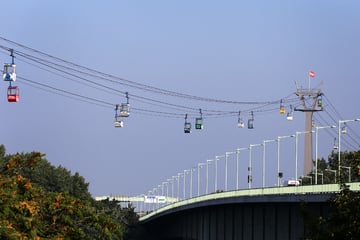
[0,144,126,239]
[304,184,360,240]
[309,150,360,184]
[94,199,139,236]
[0,148,92,201]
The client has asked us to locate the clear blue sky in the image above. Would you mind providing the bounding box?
[1,1,359,197]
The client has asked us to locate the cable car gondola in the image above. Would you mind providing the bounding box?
[286,105,293,121]
[119,92,130,117]
[317,95,323,108]
[114,104,124,128]
[195,109,203,130]
[7,86,19,102]
[3,63,16,82]
[279,99,285,114]
[237,111,245,128]
[248,111,254,129]
[119,103,130,117]
[114,117,124,128]
[341,125,347,134]
[184,114,191,133]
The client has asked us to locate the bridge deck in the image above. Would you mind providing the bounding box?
[140,183,360,222]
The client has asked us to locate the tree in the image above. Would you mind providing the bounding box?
[0,145,124,239]
[0,148,92,201]
[304,184,360,240]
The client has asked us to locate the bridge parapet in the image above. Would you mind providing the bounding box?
[94,195,178,203]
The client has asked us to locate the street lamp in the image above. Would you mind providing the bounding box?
[236,147,249,190]
[189,167,196,198]
[198,163,206,196]
[167,178,173,200]
[171,176,177,199]
[340,166,351,182]
[206,159,214,194]
[277,135,295,187]
[225,151,236,191]
[183,170,190,199]
[325,169,337,183]
[177,173,183,200]
[249,144,263,189]
[214,155,224,192]
[302,175,312,185]
[263,139,276,188]
[314,125,336,184]
[295,131,313,182]
[162,181,169,198]
[338,118,360,180]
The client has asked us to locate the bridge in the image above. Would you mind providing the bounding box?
[136,183,360,240]
[95,119,360,239]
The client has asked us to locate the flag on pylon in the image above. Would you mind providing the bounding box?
[309,70,315,78]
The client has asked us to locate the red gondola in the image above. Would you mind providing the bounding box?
[7,86,19,102]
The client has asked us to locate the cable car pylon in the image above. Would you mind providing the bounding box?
[294,71,323,175]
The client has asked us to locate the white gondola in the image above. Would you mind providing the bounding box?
[119,92,130,117]
[237,118,245,128]
[286,113,293,121]
[333,138,338,149]
[119,103,130,117]
[114,104,125,128]
[341,126,347,134]
[184,114,192,133]
[114,118,124,128]
[3,63,16,82]
[237,111,245,128]
[286,105,294,121]
[184,122,192,133]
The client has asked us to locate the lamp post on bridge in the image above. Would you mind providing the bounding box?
[152,187,157,210]
[171,176,177,199]
[162,181,169,199]
[225,152,236,191]
[215,155,224,192]
[262,139,276,188]
[157,184,162,209]
[198,162,206,196]
[167,178,173,200]
[340,166,351,183]
[177,173,183,200]
[249,144,262,189]
[325,169,337,183]
[206,159,214,194]
[314,124,336,184]
[189,167,196,198]
[183,169,190,199]
[236,147,249,190]
[338,118,360,181]
[277,135,295,187]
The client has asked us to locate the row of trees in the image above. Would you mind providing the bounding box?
[301,150,360,184]
[0,145,138,239]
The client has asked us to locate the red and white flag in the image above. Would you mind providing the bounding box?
[309,70,315,78]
